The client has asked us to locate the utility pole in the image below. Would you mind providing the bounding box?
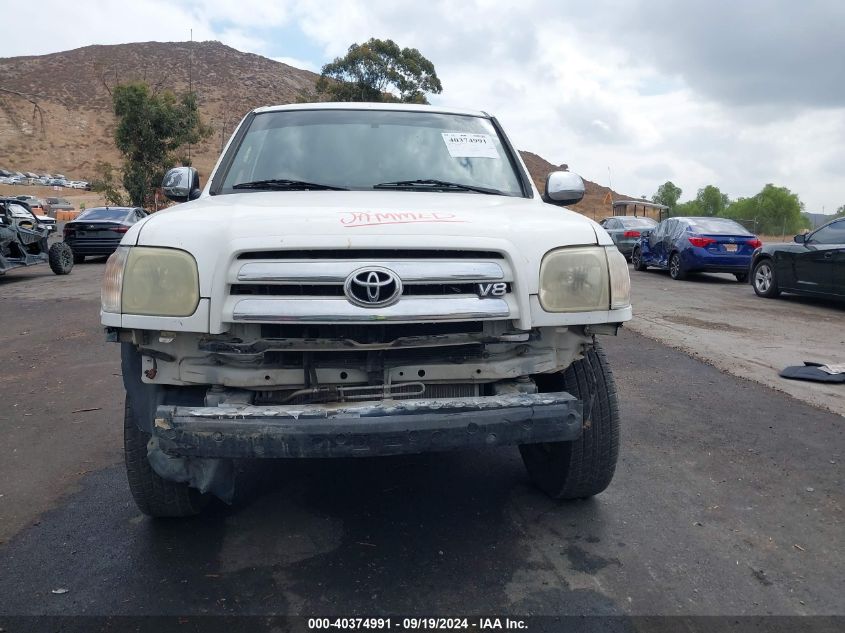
[187,28,193,165]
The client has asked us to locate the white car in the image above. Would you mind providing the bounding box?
[101,103,632,517]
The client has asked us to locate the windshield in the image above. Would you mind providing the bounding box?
[77,208,130,222]
[217,109,525,196]
[687,218,752,235]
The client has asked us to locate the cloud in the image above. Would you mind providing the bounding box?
[1,0,842,212]
[272,56,319,72]
[598,0,845,110]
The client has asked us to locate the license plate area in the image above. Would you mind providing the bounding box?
[724,244,738,253]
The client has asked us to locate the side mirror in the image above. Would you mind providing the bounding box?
[544,171,585,206]
[640,230,651,238]
[793,233,806,243]
[162,166,201,202]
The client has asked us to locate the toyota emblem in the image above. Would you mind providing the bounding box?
[344,267,402,308]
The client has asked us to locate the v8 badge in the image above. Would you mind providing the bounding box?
[477,282,507,298]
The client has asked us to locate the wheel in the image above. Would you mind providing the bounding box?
[668,252,686,280]
[124,395,207,517]
[520,341,620,499]
[631,247,647,271]
[752,258,780,298]
[48,242,73,275]
[73,252,85,264]
[734,272,749,283]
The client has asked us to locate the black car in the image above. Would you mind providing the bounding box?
[63,206,148,263]
[750,217,845,300]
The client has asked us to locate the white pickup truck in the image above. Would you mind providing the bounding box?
[101,103,631,517]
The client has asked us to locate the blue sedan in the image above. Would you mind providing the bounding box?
[631,217,762,281]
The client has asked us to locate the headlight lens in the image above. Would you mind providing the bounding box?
[122,247,200,316]
[101,247,129,313]
[101,247,200,316]
[607,247,631,309]
[539,246,610,312]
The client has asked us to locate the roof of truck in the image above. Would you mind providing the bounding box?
[253,102,490,118]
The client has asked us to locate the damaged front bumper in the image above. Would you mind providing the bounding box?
[152,391,583,459]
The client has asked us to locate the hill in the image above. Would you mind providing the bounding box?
[802,211,838,229]
[0,41,630,216]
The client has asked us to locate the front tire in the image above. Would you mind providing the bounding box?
[669,252,686,280]
[519,341,620,500]
[734,272,749,283]
[632,247,647,271]
[124,395,207,517]
[48,242,73,275]
[752,258,780,298]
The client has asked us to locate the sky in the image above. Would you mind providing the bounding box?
[3,0,843,213]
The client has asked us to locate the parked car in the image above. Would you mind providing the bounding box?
[14,195,56,232]
[750,217,845,300]
[64,206,148,262]
[632,216,761,281]
[599,216,658,259]
[0,198,73,275]
[45,197,74,212]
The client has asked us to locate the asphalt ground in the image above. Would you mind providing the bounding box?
[0,259,842,625]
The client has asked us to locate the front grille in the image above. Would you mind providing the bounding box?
[227,252,515,324]
[230,282,508,297]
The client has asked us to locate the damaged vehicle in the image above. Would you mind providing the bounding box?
[0,197,73,276]
[101,103,632,517]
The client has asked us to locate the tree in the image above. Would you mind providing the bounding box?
[721,184,807,234]
[834,204,845,218]
[111,82,212,207]
[695,185,730,217]
[652,181,682,214]
[90,161,128,206]
[316,38,442,104]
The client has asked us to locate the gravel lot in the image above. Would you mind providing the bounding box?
[627,267,845,415]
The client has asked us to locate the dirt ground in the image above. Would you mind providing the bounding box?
[626,266,845,415]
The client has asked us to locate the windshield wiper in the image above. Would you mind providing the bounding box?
[373,179,508,196]
[232,179,349,191]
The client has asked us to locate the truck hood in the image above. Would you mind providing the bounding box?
[129,191,609,296]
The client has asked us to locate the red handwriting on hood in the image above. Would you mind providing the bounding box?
[340,211,467,228]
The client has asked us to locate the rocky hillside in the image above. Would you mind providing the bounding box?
[0,41,630,217]
[0,41,319,178]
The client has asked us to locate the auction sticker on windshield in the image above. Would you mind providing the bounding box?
[441,132,500,159]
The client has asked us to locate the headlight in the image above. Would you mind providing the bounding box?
[101,247,129,313]
[100,247,200,316]
[539,246,610,312]
[607,247,631,309]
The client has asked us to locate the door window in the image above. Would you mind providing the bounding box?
[808,220,845,245]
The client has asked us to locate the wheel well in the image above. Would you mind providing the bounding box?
[753,254,773,271]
